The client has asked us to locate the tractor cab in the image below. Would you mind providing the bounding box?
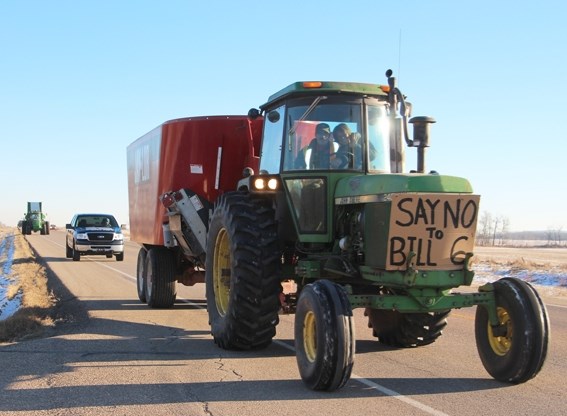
[253,81,396,243]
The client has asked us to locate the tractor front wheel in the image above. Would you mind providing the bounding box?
[475,277,549,383]
[295,280,355,391]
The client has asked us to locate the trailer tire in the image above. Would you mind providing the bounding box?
[145,247,177,308]
[365,308,450,348]
[295,280,355,391]
[475,277,549,383]
[136,247,148,302]
[206,192,282,350]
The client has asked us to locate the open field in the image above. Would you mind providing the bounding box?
[474,246,567,268]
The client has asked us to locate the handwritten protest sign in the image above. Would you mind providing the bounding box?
[387,193,480,271]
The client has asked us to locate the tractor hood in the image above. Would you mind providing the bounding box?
[334,173,474,200]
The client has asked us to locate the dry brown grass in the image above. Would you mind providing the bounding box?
[476,257,567,272]
[0,228,56,342]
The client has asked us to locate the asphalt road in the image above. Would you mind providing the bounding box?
[1,231,566,415]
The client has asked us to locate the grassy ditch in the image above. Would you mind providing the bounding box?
[0,228,56,342]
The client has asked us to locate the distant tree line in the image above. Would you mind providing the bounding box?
[476,212,509,246]
[476,212,565,247]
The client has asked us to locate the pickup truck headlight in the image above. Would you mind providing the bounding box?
[76,233,88,240]
[113,233,124,242]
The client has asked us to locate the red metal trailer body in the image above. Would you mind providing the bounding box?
[127,116,263,245]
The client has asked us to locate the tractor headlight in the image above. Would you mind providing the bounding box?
[252,176,279,192]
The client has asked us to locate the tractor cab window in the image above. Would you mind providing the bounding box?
[280,97,390,173]
[366,103,390,172]
[259,104,285,174]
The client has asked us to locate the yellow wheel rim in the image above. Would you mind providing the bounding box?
[487,306,513,356]
[303,311,317,362]
[213,228,231,316]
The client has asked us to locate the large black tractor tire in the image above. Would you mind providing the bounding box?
[365,308,450,348]
[205,192,282,350]
[145,247,177,308]
[45,222,50,235]
[475,277,549,383]
[295,280,355,391]
[136,247,148,303]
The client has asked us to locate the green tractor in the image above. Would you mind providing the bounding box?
[231,70,548,390]
[153,70,549,391]
[21,201,50,235]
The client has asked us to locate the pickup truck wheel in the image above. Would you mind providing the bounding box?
[66,241,73,258]
[295,280,355,391]
[136,248,147,302]
[205,192,281,350]
[72,243,80,261]
[116,253,124,262]
[475,277,549,383]
[365,308,450,347]
[145,247,176,308]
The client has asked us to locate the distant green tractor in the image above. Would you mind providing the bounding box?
[21,202,50,235]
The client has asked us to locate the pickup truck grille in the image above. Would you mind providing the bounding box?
[87,232,113,242]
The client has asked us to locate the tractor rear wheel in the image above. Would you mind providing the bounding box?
[295,280,355,391]
[205,192,281,350]
[136,247,147,302]
[145,247,176,308]
[365,308,450,347]
[475,277,549,383]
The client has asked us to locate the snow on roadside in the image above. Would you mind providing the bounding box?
[0,230,22,320]
[473,263,567,288]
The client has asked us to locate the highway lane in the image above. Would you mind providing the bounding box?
[1,230,565,415]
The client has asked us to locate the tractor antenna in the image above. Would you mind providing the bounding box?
[398,29,402,83]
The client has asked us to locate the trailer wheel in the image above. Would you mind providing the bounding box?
[136,247,147,302]
[145,247,176,308]
[295,280,355,391]
[365,308,450,348]
[205,192,282,350]
[475,277,549,383]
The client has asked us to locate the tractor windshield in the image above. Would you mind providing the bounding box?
[276,96,390,173]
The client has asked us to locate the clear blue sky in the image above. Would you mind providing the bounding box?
[1,0,565,232]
